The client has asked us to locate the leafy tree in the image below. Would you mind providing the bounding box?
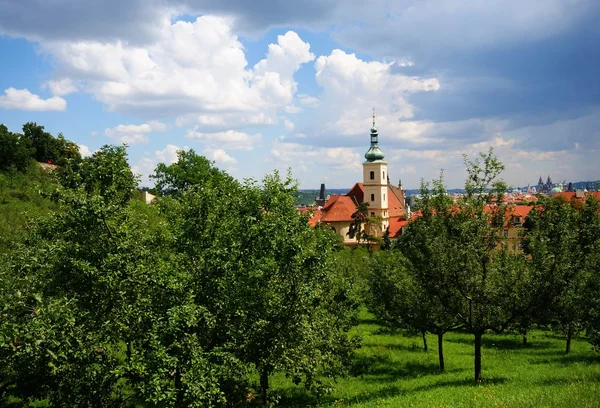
[151,149,233,196]
[164,169,360,403]
[398,150,534,382]
[524,195,600,353]
[370,249,462,373]
[0,124,35,172]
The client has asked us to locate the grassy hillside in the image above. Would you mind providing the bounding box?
[0,165,59,253]
[272,309,600,407]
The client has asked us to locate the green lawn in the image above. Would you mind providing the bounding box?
[273,309,600,407]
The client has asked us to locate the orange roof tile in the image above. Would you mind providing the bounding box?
[321,195,357,222]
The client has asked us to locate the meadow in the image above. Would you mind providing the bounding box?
[274,310,600,407]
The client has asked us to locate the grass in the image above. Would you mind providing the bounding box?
[272,309,600,407]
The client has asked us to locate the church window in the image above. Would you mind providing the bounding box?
[383,171,385,179]
[370,171,375,180]
[383,193,386,201]
[371,193,375,201]
[371,212,375,216]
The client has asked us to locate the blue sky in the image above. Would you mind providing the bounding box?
[0,0,598,189]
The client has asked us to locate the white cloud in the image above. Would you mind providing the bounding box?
[294,49,441,146]
[298,94,319,106]
[284,104,302,114]
[39,19,314,123]
[155,144,185,164]
[186,129,261,151]
[204,148,237,165]
[283,118,295,130]
[78,144,93,157]
[0,88,67,111]
[271,137,361,172]
[104,121,166,145]
[44,78,78,96]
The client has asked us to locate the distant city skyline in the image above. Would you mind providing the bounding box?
[1,0,599,189]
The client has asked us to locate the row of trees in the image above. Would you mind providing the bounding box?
[1,140,599,405]
[367,150,600,382]
[0,122,81,171]
[0,147,361,406]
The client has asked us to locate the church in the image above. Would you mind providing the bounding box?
[308,112,409,245]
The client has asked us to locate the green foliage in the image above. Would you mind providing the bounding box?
[0,124,35,172]
[524,195,600,352]
[397,149,535,382]
[0,164,58,254]
[1,148,359,406]
[151,148,233,196]
[22,122,81,166]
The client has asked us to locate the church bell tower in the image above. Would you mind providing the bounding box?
[362,110,389,235]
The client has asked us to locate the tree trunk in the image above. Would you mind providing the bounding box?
[260,368,269,405]
[566,325,573,354]
[126,341,132,364]
[174,368,183,407]
[522,330,527,346]
[474,332,483,382]
[437,332,445,373]
[422,330,428,352]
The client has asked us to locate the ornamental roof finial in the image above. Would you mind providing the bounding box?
[372,108,376,127]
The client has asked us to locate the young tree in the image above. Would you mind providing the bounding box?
[399,150,534,382]
[524,195,600,353]
[368,249,460,372]
[164,169,360,403]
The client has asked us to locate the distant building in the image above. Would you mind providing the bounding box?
[315,183,327,207]
[537,175,554,194]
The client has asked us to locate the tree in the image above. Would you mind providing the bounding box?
[151,149,233,196]
[164,169,360,403]
[368,249,460,372]
[524,195,600,353]
[0,124,35,172]
[398,150,534,382]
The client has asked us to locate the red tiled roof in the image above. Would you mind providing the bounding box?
[388,217,409,238]
[299,207,323,227]
[554,191,600,200]
[321,195,357,222]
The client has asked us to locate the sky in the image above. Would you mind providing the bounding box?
[0,0,599,189]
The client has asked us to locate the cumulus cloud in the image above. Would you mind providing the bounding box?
[204,148,237,165]
[37,19,314,126]
[43,78,78,96]
[186,129,261,151]
[155,144,185,165]
[78,144,93,157]
[104,121,166,145]
[0,88,67,111]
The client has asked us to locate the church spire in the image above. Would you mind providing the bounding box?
[364,109,385,162]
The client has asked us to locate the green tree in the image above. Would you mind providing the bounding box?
[151,148,233,196]
[524,195,600,353]
[370,249,461,373]
[0,124,35,172]
[398,150,534,382]
[164,170,360,403]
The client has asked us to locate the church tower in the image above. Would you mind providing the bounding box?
[362,110,389,235]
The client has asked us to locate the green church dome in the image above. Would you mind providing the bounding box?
[364,112,385,162]
[550,186,562,195]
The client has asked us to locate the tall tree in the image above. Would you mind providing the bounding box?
[399,150,534,382]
